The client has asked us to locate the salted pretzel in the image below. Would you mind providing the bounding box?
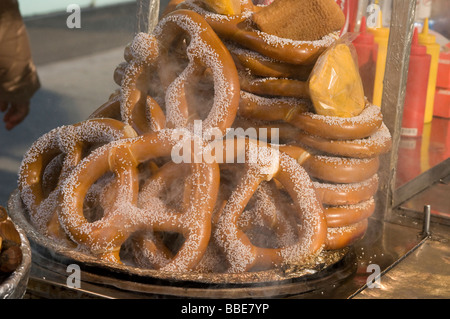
[324,197,375,228]
[287,123,392,159]
[114,9,240,137]
[325,219,369,250]
[239,72,310,99]
[177,0,337,65]
[58,129,220,271]
[127,161,193,270]
[213,139,327,272]
[18,119,137,241]
[314,175,379,206]
[238,116,391,159]
[227,43,313,80]
[239,91,383,140]
[303,155,379,184]
[278,144,379,185]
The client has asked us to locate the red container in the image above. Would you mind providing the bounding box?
[353,16,378,103]
[436,50,450,89]
[433,88,450,118]
[401,28,431,137]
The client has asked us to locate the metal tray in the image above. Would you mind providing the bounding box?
[7,189,354,298]
[0,221,32,299]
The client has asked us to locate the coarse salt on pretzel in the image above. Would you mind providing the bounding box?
[288,123,392,159]
[238,91,383,140]
[239,72,310,98]
[213,140,327,272]
[227,42,314,80]
[178,0,338,65]
[313,174,379,206]
[59,129,220,271]
[155,10,240,135]
[237,181,298,249]
[18,119,137,241]
[302,155,380,184]
[278,144,380,184]
[324,197,375,228]
[117,10,240,137]
[325,219,369,250]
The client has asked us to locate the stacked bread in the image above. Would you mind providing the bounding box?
[183,0,392,249]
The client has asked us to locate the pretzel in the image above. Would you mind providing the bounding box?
[18,119,137,241]
[239,73,310,98]
[58,130,220,271]
[178,0,338,65]
[237,180,298,248]
[131,161,199,270]
[213,140,327,272]
[324,197,375,228]
[239,91,383,140]
[279,144,379,184]
[227,43,313,79]
[117,10,240,137]
[287,123,392,159]
[325,219,369,250]
[302,155,380,184]
[314,174,379,206]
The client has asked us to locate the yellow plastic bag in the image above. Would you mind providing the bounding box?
[308,37,366,118]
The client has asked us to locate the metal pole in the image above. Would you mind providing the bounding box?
[376,0,416,219]
[136,0,160,34]
[422,205,431,236]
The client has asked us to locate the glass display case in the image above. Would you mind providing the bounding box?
[0,0,448,299]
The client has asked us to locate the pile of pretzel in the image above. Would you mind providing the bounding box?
[17,1,391,274]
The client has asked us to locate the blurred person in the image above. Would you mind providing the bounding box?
[0,0,40,130]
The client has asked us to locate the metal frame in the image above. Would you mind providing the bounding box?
[376,0,417,218]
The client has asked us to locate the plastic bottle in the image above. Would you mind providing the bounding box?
[368,10,389,107]
[418,18,441,123]
[401,28,431,138]
[352,16,378,103]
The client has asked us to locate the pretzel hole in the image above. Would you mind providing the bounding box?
[185,68,215,123]
[83,172,115,223]
[119,231,185,268]
[41,154,64,198]
[239,181,299,250]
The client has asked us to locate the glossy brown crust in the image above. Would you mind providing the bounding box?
[288,123,392,159]
[58,130,220,272]
[324,198,375,228]
[302,155,380,184]
[214,141,327,272]
[110,10,240,136]
[154,10,240,134]
[239,74,310,98]
[325,219,368,250]
[238,92,384,140]
[314,175,379,206]
[178,0,333,65]
[18,119,137,242]
[229,44,314,79]
[279,144,380,184]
